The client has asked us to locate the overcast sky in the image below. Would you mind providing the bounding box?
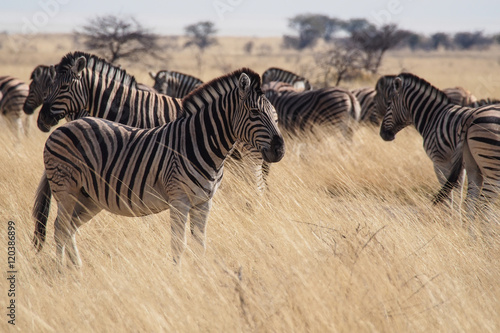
[1,0,499,36]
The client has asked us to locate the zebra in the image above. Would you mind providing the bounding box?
[38,51,183,132]
[469,98,500,107]
[38,52,273,192]
[149,70,203,98]
[262,67,312,91]
[442,86,477,106]
[263,81,360,139]
[380,73,500,230]
[32,68,285,267]
[0,76,30,139]
[351,87,379,125]
[23,65,57,115]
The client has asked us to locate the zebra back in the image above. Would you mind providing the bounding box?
[262,67,312,91]
[150,70,203,98]
[442,86,477,106]
[0,76,29,116]
[352,87,379,125]
[468,97,500,107]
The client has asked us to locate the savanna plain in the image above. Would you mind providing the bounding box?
[1,34,500,332]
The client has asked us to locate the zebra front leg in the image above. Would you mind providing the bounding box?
[189,200,212,259]
[170,200,191,265]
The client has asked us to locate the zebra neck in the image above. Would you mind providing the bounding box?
[405,86,450,135]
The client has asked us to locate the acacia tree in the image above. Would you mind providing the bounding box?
[283,14,343,51]
[75,15,161,63]
[315,43,364,86]
[184,21,218,74]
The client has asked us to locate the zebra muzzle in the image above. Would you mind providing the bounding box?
[262,135,285,163]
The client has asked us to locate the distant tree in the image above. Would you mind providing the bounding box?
[75,15,161,63]
[350,23,410,73]
[184,21,218,74]
[342,18,374,34]
[406,33,425,51]
[283,14,342,50]
[315,42,364,86]
[453,31,492,50]
[430,32,452,50]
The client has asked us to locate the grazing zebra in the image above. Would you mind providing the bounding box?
[351,87,379,125]
[0,76,30,139]
[263,82,360,139]
[262,67,312,91]
[32,68,285,267]
[380,73,500,229]
[149,70,203,98]
[23,65,57,115]
[442,86,477,106]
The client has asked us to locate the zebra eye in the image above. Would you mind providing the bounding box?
[250,108,260,116]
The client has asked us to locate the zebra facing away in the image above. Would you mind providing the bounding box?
[262,67,313,91]
[149,70,203,98]
[351,87,379,125]
[381,73,500,230]
[263,81,361,139]
[0,76,30,139]
[33,68,285,267]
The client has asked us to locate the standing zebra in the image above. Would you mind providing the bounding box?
[262,67,312,91]
[351,87,379,125]
[442,86,477,106]
[39,52,274,193]
[23,65,57,115]
[149,70,203,98]
[33,68,285,267]
[380,73,500,230]
[263,82,360,139]
[0,76,30,139]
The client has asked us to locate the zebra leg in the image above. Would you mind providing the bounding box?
[463,146,483,238]
[189,200,212,258]
[23,114,32,137]
[170,200,191,265]
[53,196,79,269]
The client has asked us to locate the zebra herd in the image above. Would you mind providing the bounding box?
[1,50,499,268]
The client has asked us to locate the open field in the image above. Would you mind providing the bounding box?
[1,34,500,332]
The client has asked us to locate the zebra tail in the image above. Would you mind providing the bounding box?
[432,151,464,205]
[32,171,51,252]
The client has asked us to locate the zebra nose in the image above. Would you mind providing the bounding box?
[270,135,285,161]
[23,102,35,115]
[380,127,395,141]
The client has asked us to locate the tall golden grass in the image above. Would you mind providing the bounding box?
[1,34,500,332]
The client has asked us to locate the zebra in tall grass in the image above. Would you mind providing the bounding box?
[149,70,203,98]
[263,82,360,139]
[351,87,379,125]
[23,65,57,115]
[0,76,30,138]
[38,51,182,132]
[33,68,285,267]
[262,67,312,91]
[380,73,500,230]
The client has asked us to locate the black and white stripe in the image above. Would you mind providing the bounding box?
[351,87,379,125]
[0,76,30,138]
[262,67,312,91]
[149,70,203,98]
[380,73,500,228]
[264,82,360,139]
[32,68,285,267]
[442,86,477,106]
[23,65,57,115]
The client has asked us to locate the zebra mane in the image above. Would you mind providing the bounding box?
[57,51,137,86]
[182,68,262,113]
[397,72,450,103]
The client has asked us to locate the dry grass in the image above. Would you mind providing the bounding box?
[0,34,500,332]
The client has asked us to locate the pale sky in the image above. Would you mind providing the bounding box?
[1,0,499,36]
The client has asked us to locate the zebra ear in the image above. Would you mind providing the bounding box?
[32,66,43,80]
[239,73,251,100]
[49,65,56,80]
[393,77,403,94]
[72,56,87,77]
[149,71,156,80]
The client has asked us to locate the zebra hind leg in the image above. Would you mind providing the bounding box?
[170,199,191,265]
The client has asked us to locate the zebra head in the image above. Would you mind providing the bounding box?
[234,72,285,163]
[38,55,88,132]
[380,76,412,141]
[23,65,56,115]
[373,75,396,120]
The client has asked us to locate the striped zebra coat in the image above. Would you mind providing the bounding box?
[351,87,379,125]
[149,70,203,98]
[33,68,285,267]
[262,67,312,91]
[381,73,500,229]
[24,65,57,115]
[263,82,360,139]
[0,76,30,138]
